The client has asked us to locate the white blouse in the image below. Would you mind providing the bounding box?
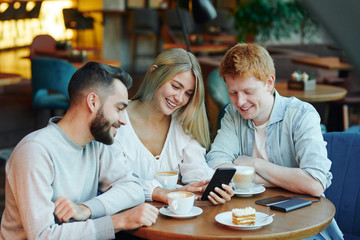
[113,111,214,201]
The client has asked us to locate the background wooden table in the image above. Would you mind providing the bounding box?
[292,56,352,78]
[292,57,351,71]
[189,34,237,45]
[72,59,121,69]
[29,48,121,70]
[163,43,230,55]
[131,188,334,240]
[276,81,348,131]
[0,73,22,86]
[276,82,347,102]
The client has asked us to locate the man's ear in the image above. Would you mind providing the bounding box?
[86,92,99,113]
[266,74,275,92]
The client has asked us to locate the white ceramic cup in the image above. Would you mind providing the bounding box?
[154,171,178,190]
[167,191,195,215]
[232,166,255,190]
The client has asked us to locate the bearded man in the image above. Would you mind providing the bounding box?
[0,62,158,240]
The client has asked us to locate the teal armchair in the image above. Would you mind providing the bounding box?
[31,58,76,126]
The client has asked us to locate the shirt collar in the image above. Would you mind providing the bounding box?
[268,89,286,125]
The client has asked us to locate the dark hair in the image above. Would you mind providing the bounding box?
[68,62,132,103]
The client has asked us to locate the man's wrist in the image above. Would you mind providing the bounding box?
[252,158,258,170]
[80,204,92,219]
[111,213,124,232]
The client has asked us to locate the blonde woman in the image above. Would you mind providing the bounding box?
[113,48,233,204]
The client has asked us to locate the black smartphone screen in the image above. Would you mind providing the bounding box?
[201,168,236,201]
[255,195,292,206]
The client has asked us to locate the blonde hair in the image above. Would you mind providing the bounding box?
[133,48,210,150]
[219,43,275,87]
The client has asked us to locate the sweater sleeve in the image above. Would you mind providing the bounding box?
[95,144,145,215]
[4,141,115,240]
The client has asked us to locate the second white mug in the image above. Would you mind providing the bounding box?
[154,171,178,190]
[233,166,255,190]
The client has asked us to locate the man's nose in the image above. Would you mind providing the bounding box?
[236,92,246,106]
[118,111,127,125]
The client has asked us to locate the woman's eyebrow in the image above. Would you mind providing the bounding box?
[172,79,183,88]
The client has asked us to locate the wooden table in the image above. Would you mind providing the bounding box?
[276,82,347,102]
[0,73,22,86]
[72,59,121,69]
[276,82,347,129]
[131,188,334,240]
[292,57,352,78]
[189,34,237,45]
[27,48,122,69]
[163,43,231,55]
[34,48,72,59]
[292,57,352,71]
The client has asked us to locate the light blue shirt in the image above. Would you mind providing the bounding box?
[207,90,332,190]
[206,90,343,239]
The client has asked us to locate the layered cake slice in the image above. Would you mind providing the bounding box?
[232,207,256,225]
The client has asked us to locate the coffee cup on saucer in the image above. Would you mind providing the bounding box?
[232,166,255,190]
[154,171,178,190]
[167,191,195,215]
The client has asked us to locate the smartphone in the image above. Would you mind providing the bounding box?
[270,198,312,212]
[201,168,236,201]
[255,195,292,206]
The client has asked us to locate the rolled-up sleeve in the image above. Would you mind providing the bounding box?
[206,105,241,168]
[292,110,332,190]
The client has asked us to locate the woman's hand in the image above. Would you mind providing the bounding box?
[153,179,234,205]
[178,179,210,194]
[204,183,234,205]
[152,180,209,204]
[180,180,234,205]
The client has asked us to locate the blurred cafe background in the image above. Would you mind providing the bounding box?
[0,0,360,227]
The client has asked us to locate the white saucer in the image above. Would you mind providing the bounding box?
[215,211,273,230]
[233,184,266,197]
[159,206,203,219]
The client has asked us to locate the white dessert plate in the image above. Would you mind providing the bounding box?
[233,184,266,197]
[159,206,203,219]
[215,211,273,230]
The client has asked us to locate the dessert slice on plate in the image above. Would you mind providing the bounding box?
[232,207,256,225]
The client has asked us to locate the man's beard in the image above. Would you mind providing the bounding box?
[90,106,116,145]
